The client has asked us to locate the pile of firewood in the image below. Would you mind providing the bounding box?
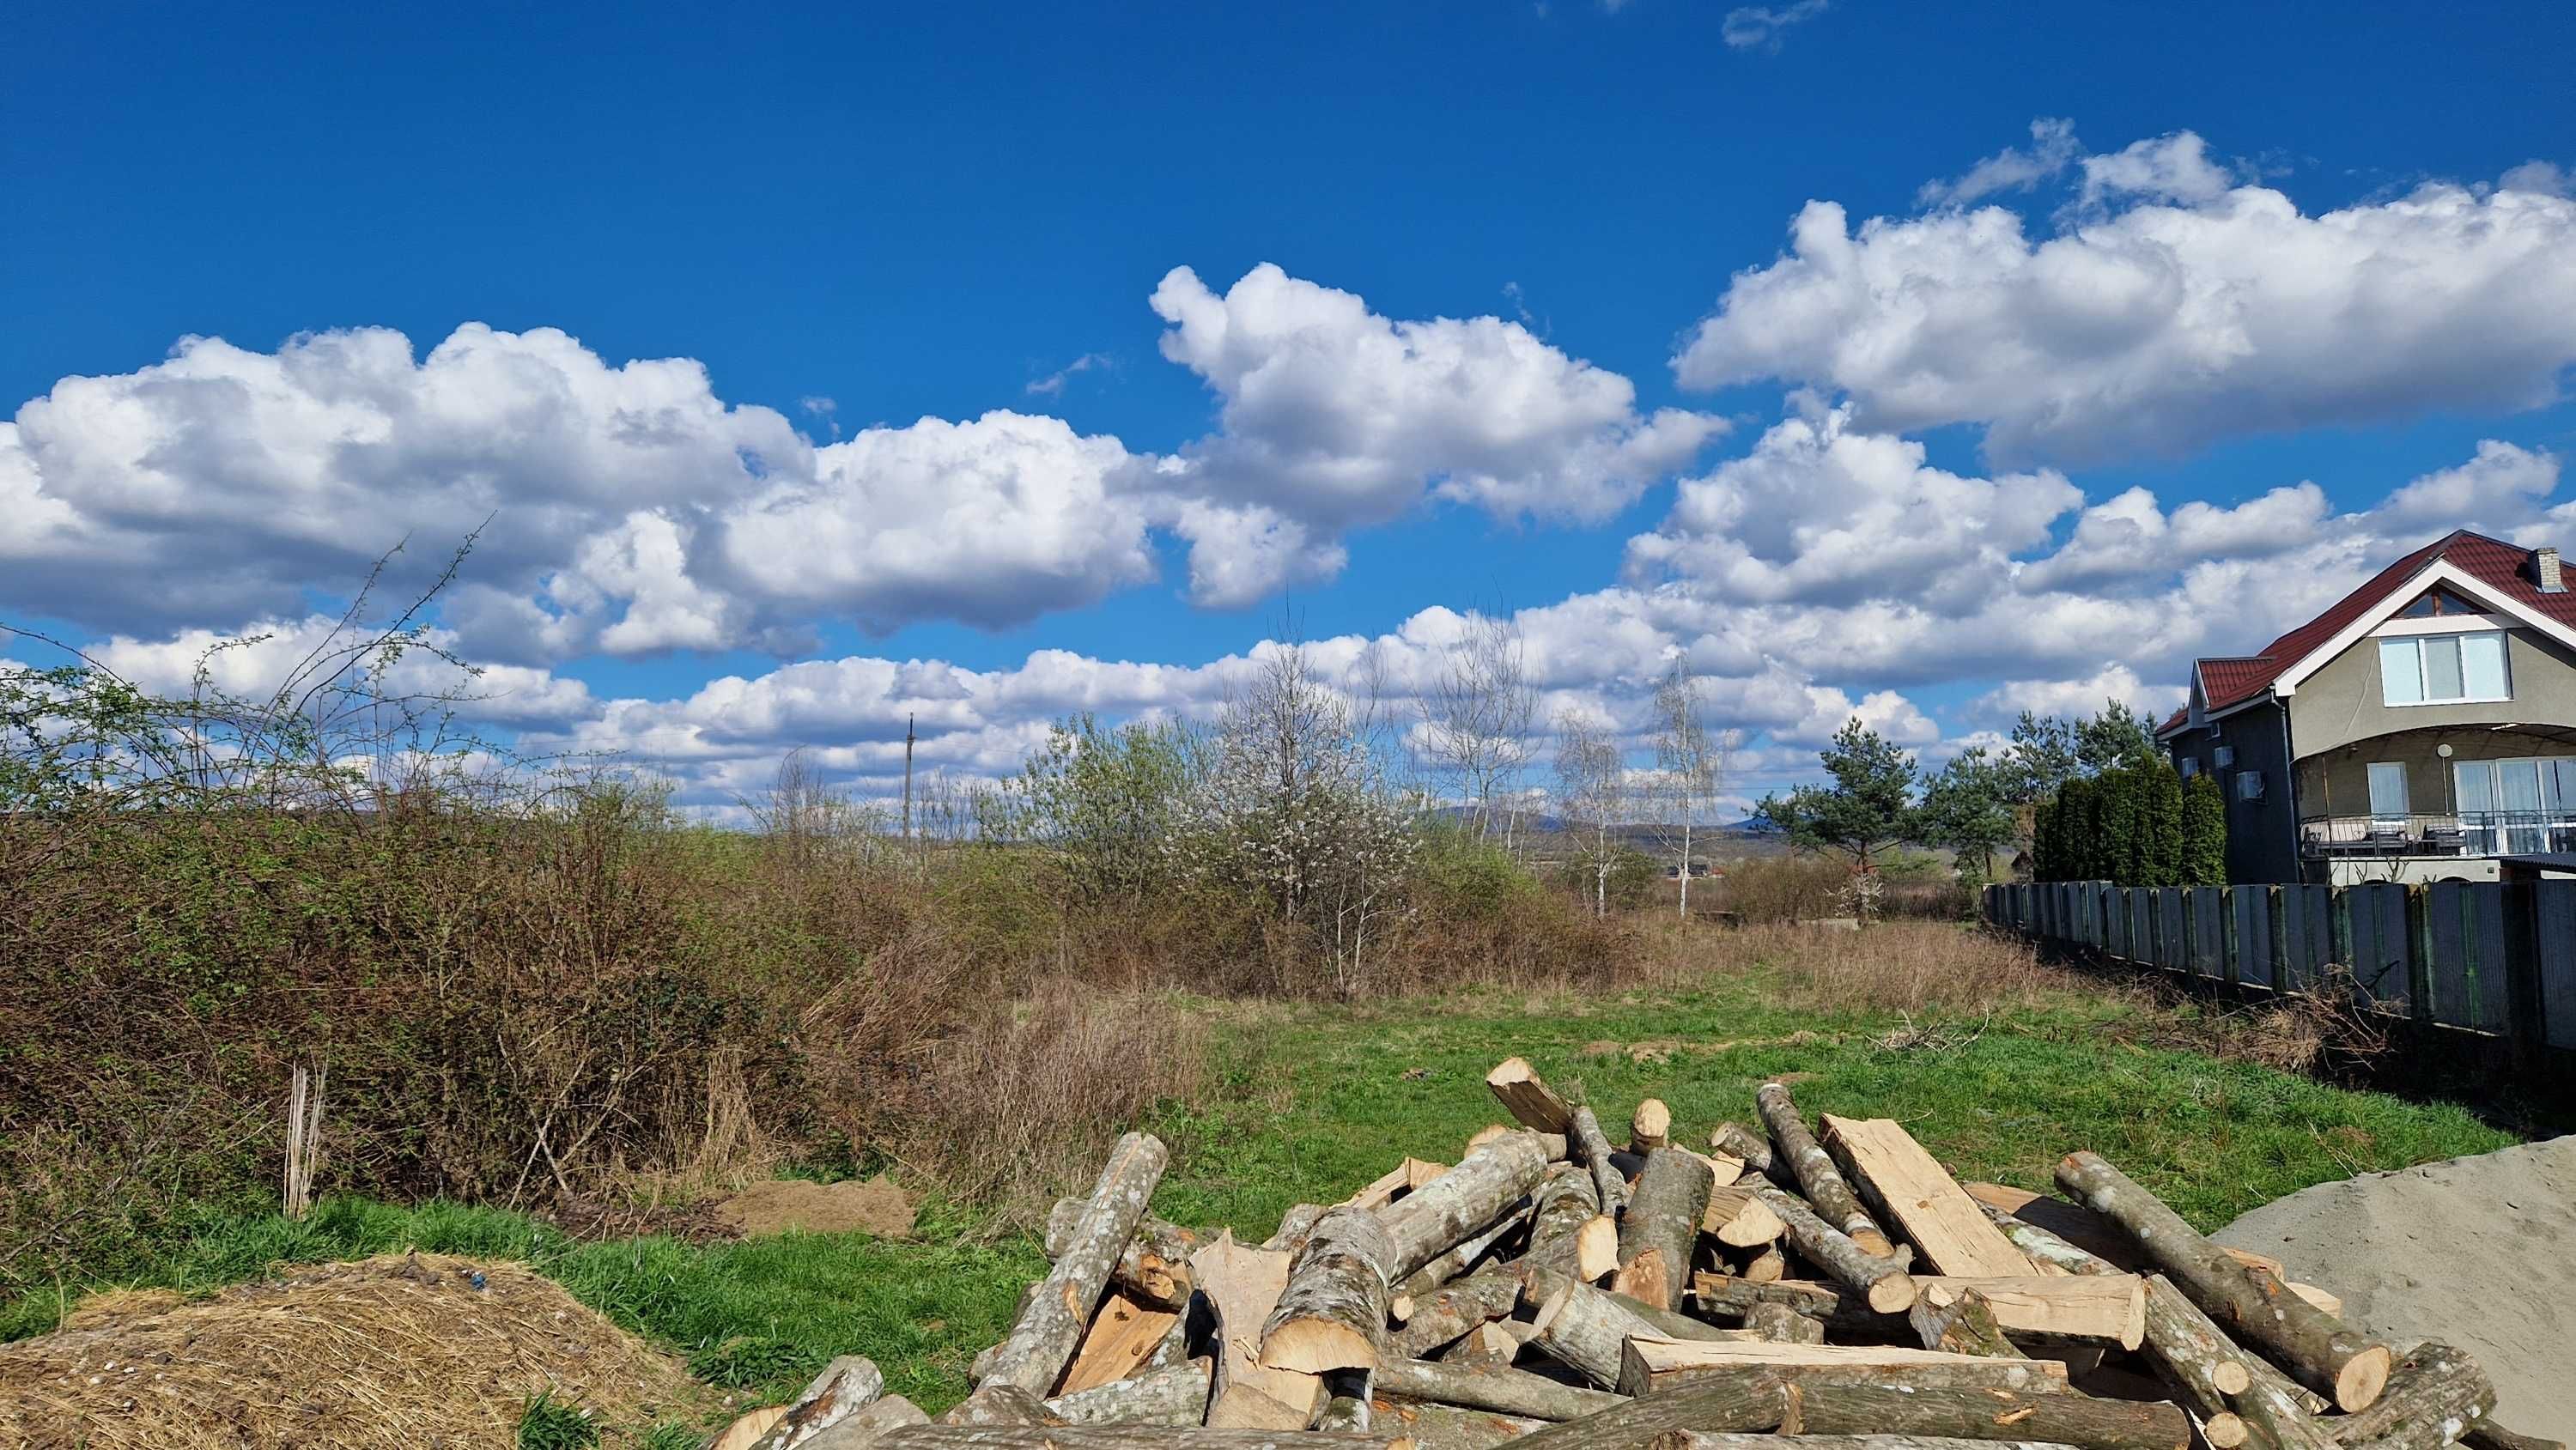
[738,1059,2555,1450]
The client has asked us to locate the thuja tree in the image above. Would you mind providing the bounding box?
[2181,773,2229,885]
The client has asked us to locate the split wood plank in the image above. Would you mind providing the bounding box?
[1615,1335,2072,1398]
[1702,1186,1785,1247]
[1485,1057,1574,1134]
[1186,1230,1323,1430]
[979,1131,1168,1399]
[1058,1290,1181,1395]
[1823,1117,2034,1278]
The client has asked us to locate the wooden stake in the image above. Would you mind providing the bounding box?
[2055,1152,2389,1413]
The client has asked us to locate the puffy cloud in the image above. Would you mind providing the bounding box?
[1677,143,2576,463]
[87,614,596,727]
[1151,263,1723,599]
[1919,118,2081,208]
[1971,664,2187,724]
[2013,481,2330,593]
[1625,401,2081,611]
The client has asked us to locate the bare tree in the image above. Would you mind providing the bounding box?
[1418,612,1536,851]
[1650,661,1735,919]
[1552,710,1629,918]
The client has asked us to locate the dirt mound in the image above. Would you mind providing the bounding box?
[2218,1134,2576,1439]
[0,1252,716,1449]
[714,1175,915,1238]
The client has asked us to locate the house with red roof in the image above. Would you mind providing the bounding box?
[2155,531,2576,884]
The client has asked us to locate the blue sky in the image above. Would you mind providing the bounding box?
[7,1,2575,813]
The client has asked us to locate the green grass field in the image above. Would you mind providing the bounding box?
[3,969,2514,1421]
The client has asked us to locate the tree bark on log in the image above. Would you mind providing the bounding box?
[1264,1204,1327,1254]
[2137,1277,2333,1450]
[1755,1083,1895,1258]
[980,1132,1169,1398]
[1711,1123,1781,1182]
[1654,1437,2097,1450]
[1788,1384,2190,1450]
[1393,1265,1527,1359]
[1618,1338,2069,1398]
[1048,1198,1202,1311]
[1397,1200,1534,1298]
[2054,1152,2390,1414]
[1744,1301,1824,1344]
[2330,1343,2499,1450]
[1687,1273,1842,1321]
[1381,1132,1553,1283]
[875,1429,1412,1449]
[1571,1106,1630,1216]
[1517,1165,1601,1277]
[1499,1373,1793,1450]
[1749,1184,1917,1313]
[750,1354,888,1450]
[1315,1371,1373,1435]
[1974,1201,2119,1277]
[2463,1426,2567,1450]
[1260,1205,1400,1374]
[1487,1058,1576,1134]
[1614,1148,1714,1311]
[1910,1288,2024,1359]
[1437,1320,1522,1368]
[1369,1355,1627,1422]
[939,1384,1063,1428]
[1372,1400,1546,1450]
[1527,1275,1756,1388]
[1044,1358,1214,1428]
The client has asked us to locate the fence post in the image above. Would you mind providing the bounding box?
[2268,886,2291,994]
[2331,887,2354,969]
[2500,882,2544,1076]
[2404,884,2434,1025]
[2220,887,2242,988]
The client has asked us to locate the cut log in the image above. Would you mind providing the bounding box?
[1498,1372,1793,1450]
[1046,1198,1201,1311]
[1189,1231,1325,1430]
[1703,1146,1746,1187]
[1702,1187,1785,1248]
[1345,1157,1454,1212]
[767,1396,925,1449]
[1711,1122,1778,1180]
[1571,1106,1630,1215]
[1059,1289,1180,1395]
[1261,1204,1400,1374]
[1614,1148,1715,1311]
[1518,1164,1602,1277]
[1973,1201,2120,1277]
[1437,1320,1523,1368]
[1910,1287,2025,1359]
[2136,1274,2251,1398]
[1043,1357,1213,1427]
[1744,1301,1824,1344]
[1315,1374,1371,1435]
[1487,1058,1576,1133]
[1381,1131,1554,1282]
[938,1383,1062,1427]
[1526,1275,1758,1387]
[1617,1335,2069,1398]
[1789,1384,2190,1450]
[1749,1184,1917,1313]
[1577,1215,1623,1281]
[981,1132,1167,1398]
[1756,1083,1895,1257]
[1735,1244,1787,1284]
[2330,1342,2500,1450]
[1370,1355,1626,1422]
[1687,1273,1842,1321]
[1964,1184,2139,1271]
[1649,1436,2094,1450]
[1392,1265,1526,1359]
[1371,1400,1545,1450]
[1397,1198,1534,1298]
[1822,1117,2034,1278]
[1632,1098,1673,1153]
[2055,1151,2390,1413]
[1264,1204,1327,1254]
[875,1430,1412,1448]
[749,1354,887,1449]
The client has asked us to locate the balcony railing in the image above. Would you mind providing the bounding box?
[2298,810,2576,858]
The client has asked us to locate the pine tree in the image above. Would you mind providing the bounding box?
[2143,762,2185,886]
[2182,773,2228,884]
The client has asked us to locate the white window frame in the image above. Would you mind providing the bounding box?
[2379,629,2512,707]
[2366,762,2409,818]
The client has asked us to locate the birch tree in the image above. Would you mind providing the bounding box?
[1649,662,1729,919]
[1552,710,1628,918]
[1418,613,1535,850]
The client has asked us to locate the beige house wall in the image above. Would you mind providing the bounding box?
[2295,726,2576,819]
[2287,622,2576,760]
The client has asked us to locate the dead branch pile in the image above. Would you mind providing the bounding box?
[736,1063,2558,1450]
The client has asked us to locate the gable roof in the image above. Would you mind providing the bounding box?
[2160,531,2575,737]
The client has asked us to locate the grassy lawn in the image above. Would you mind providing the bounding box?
[3,967,2515,1419]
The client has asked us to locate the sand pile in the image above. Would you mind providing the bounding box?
[0,1251,718,1450]
[2219,1134,2576,1440]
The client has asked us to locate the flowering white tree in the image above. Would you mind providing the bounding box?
[1176,641,1419,995]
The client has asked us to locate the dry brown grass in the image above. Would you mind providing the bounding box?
[0,1253,714,1449]
[1641,917,2084,1016]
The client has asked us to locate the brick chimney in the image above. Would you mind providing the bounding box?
[2539,545,2566,594]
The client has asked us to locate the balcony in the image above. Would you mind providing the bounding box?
[2299,810,2576,860]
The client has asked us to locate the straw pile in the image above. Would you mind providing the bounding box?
[0,1251,715,1449]
[734,1059,2557,1450]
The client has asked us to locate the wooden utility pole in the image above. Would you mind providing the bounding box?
[902,713,916,840]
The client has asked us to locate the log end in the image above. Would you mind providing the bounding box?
[2337,1344,2393,1414]
[1576,1215,1621,1281]
[2211,1359,2251,1396]
[1256,1317,1379,1375]
[2205,1411,2251,1448]
[1852,1228,1898,1259]
[1864,1271,1918,1314]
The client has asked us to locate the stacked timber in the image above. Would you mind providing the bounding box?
[732,1071,2554,1450]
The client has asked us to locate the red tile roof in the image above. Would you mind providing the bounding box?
[2165,531,2573,732]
